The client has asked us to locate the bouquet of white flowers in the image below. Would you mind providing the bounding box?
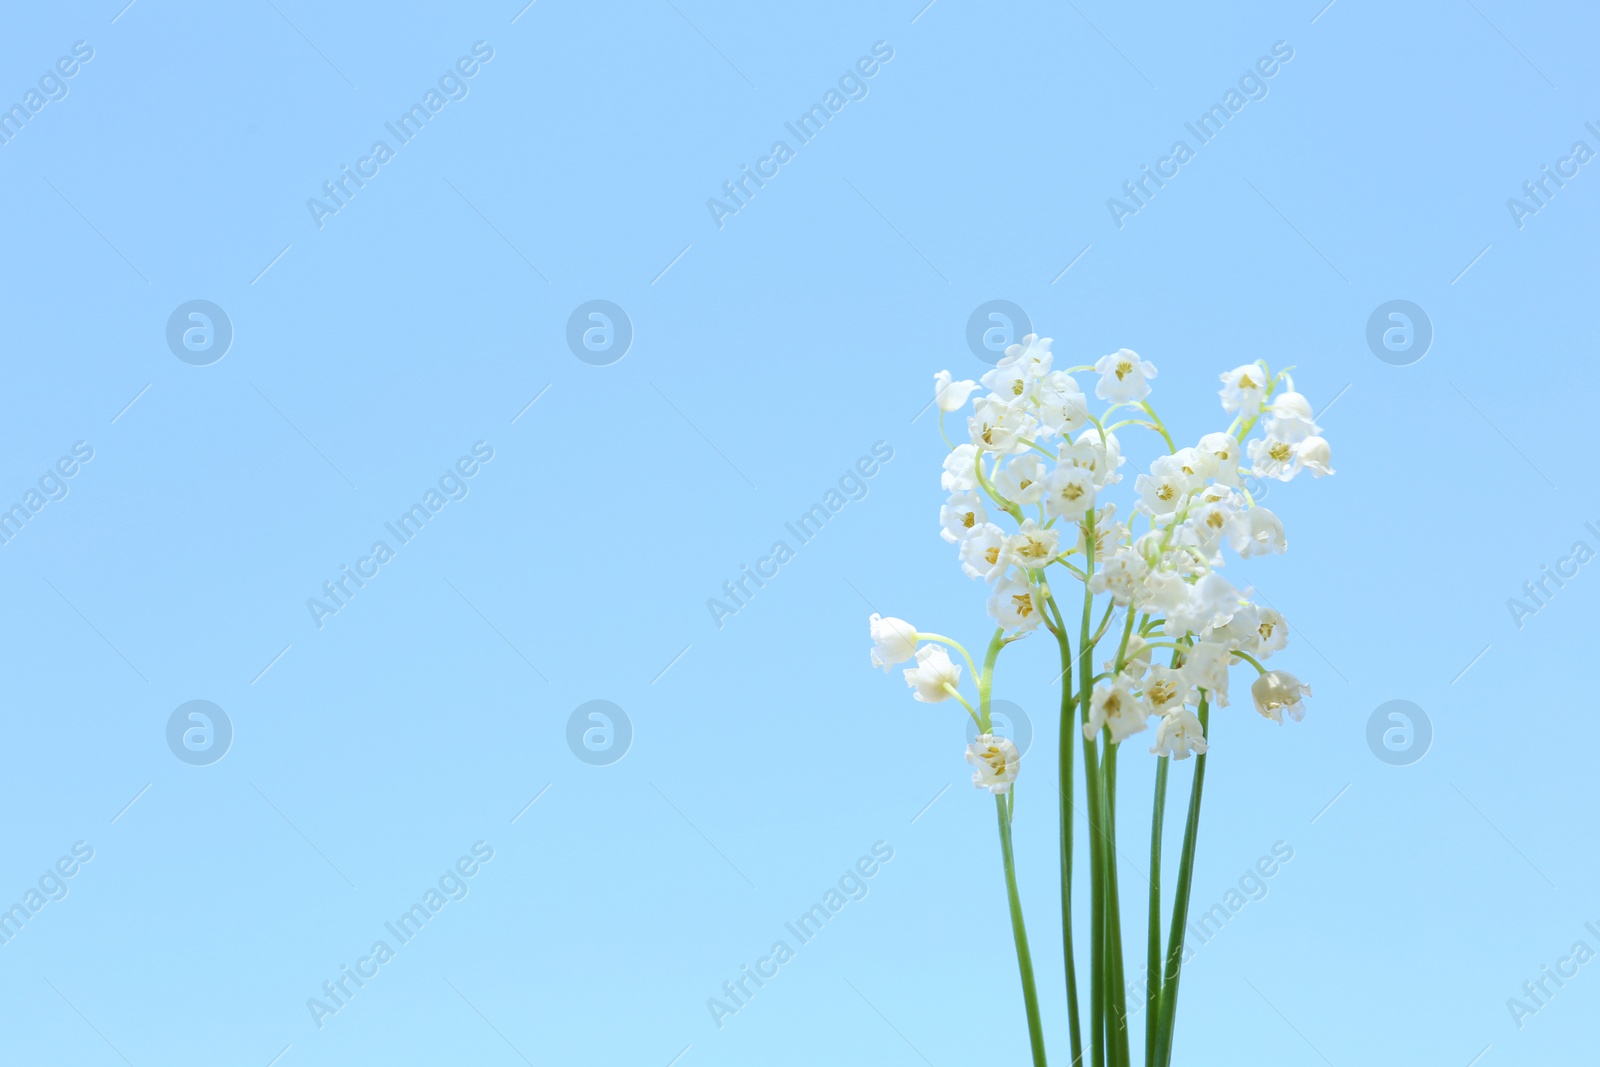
[870,335,1332,1066]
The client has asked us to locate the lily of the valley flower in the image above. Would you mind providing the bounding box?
[903,644,961,702]
[1226,506,1287,559]
[1297,435,1335,477]
[1150,708,1209,760]
[1255,607,1289,655]
[959,522,1009,581]
[969,395,1035,455]
[934,370,980,413]
[1141,664,1194,714]
[995,454,1047,506]
[1198,432,1242,486]
[1180,640,1234,708]
[1036,371,1089,436]
[1166,572,1246,638]
[1265,391,1321,443]
[1068,428,1124,487]
[1248,435,1300,482]
[1043,463,1097,519]
[1088,547,1149,605]
[869,614,919,672]
[942,443,980,492]
[1219,364,1269,413]
[1135,455,1194,524]
[967,734,1021,794]
[1251,670,1311,723]
[988,575,1044,632]
[1084,681,1152,743]
[1094,348,1157,402]
[1005,519,1060,571]
[940,491,989,544]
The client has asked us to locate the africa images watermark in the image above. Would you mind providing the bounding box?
[706,41,896,229]
[1506,919,1600,1031]
[1123,840,1295,1019]
[1505,519,1600,630]
[306,841,495,1029]
[1506,119,1600,230]
[1105,40,1295,229]
[706,441,894,628]
[306,41,496,230]
[0,40,94,148]
[706,840,895,1029]
[0,841,95,949]
[307,442,495,629]
[0,441,95,548]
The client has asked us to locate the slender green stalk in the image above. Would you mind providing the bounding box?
[998,793,1049,1067]
[979,627,1046,1064]
[1144,757,1169,1063]
[1098,607,1136,1067]
[1103,743,1130,1067]
[978,628,1006,731]
[1154,696,1209,1067]
[1051,602,1085,1067]
[916,632,981,685]
[1082,729,1105,1067]
[1077,520,1107,1067]
[1230,649,1268,675]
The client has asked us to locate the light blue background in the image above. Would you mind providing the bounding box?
[0,1,1594,1063]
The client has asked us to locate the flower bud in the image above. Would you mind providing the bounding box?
[869,614,918,672]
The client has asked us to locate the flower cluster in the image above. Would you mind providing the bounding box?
[874,335,1333,789]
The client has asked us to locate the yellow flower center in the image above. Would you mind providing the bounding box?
[1060,483,1084,501]
[985,546,1000,565]
[1157,484,1175,501]
[1115,359,1134,380]
[1012,594,1034,618]
[1239,373,1257,390]
[980,744,1009,775]
[1268,442,1292,461]
[962,511,976,528]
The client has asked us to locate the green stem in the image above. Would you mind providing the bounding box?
[1230,649,1268,675]
[1155,695,1209,1067]
[915,632,980,686]
[1083,732,1106,1067]
[1077,518,1107,1067]
[1049,600,1084,1067]
[1137,400,1177,452]
[942,683,981,726]
[1103,744,1130,1067]
[1144,757,1168,1064]
[978,628,1005,731]
[974,448,1025,522]
[998,793,1050,1067]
